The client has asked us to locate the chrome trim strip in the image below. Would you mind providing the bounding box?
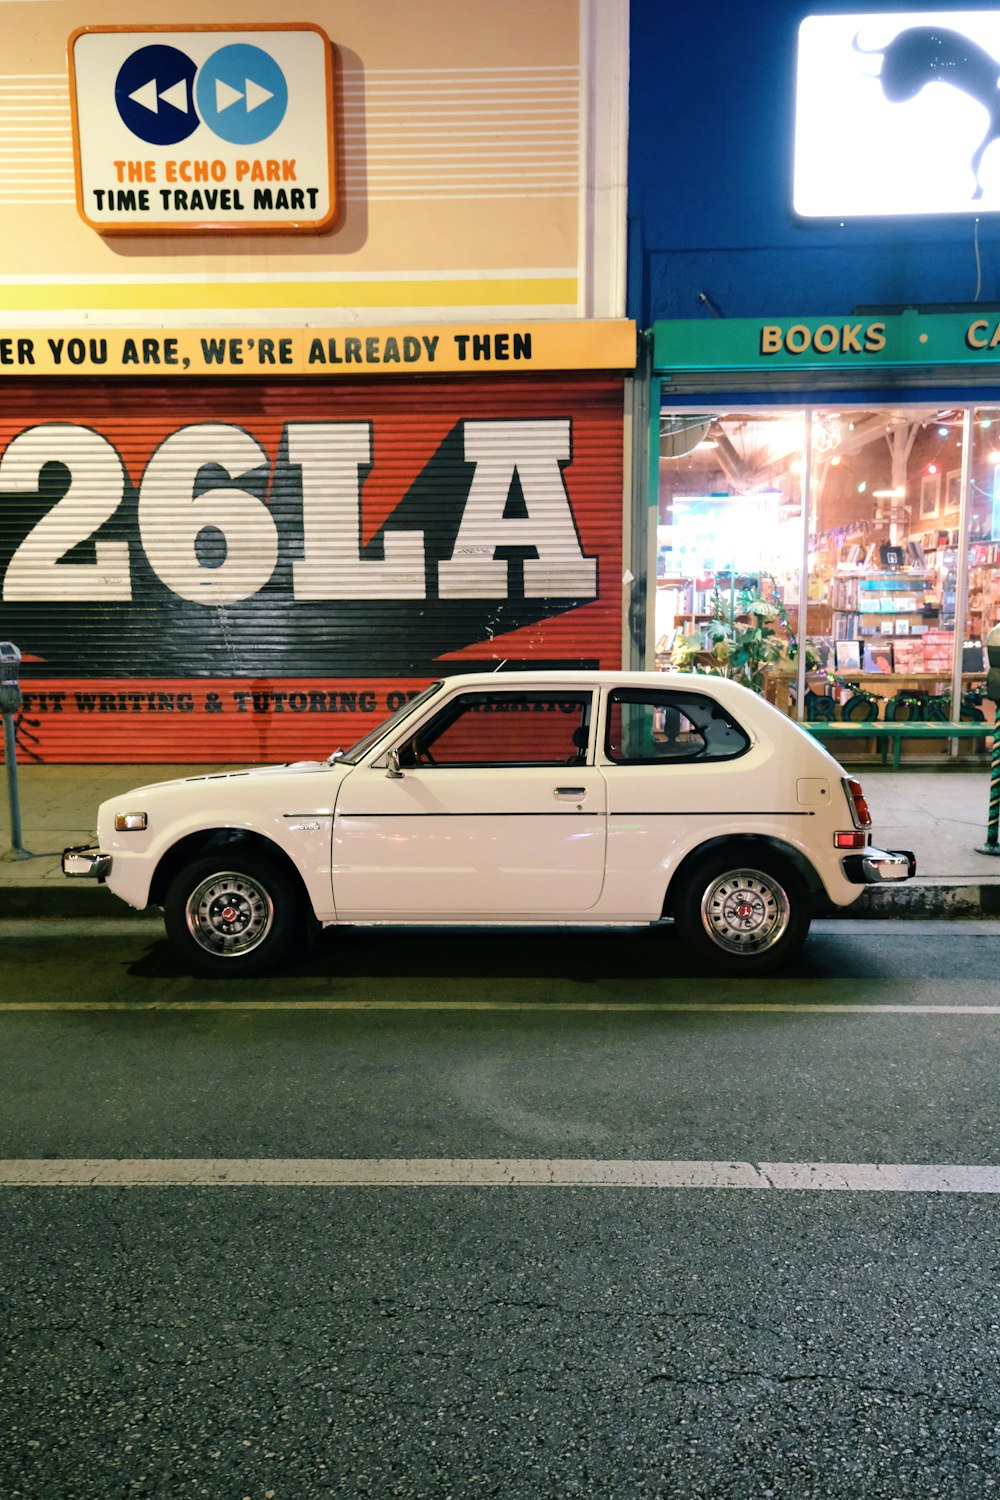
[337,811,604,819]
[334,809,813,819]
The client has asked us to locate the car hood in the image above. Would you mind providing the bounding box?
[103,759,352,811]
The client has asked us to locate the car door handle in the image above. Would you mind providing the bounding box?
[554,786,586,799]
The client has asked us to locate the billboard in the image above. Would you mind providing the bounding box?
[794,10,1000,216]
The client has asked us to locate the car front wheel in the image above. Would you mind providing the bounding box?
[164,852,298,977]
[674,849,810,973]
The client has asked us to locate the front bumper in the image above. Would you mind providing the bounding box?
[842,847,916,885]
[62,845,113,881]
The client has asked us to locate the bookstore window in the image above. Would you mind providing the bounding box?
[655,411,806,679]
[965,409,1000,657]
[656,406,994,742]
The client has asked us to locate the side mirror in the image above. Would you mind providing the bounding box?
[386,747,404,779]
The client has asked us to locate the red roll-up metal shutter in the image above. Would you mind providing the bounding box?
[0,373,625,763]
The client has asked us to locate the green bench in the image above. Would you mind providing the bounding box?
[804,719,992,770]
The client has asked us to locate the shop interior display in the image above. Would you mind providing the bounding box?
[655,407,999,738]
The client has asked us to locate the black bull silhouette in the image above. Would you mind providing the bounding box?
[855,27,1000,199]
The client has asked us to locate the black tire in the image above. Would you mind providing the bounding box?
[163,851,298,977]
[673,848,810,974]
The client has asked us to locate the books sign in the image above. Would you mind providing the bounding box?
[68,24,336,234]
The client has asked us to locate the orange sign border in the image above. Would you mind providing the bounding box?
[0,322,638,376]
[67,22,338,237]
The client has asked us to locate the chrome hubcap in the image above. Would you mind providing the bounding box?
[185,871,273,958]
[700,868,790,956]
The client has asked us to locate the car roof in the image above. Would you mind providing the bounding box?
[435,669,758,701]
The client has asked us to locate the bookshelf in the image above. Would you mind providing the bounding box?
[831,570,932,637]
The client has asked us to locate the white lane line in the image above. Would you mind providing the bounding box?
[762,1163,1000,1191]
[1,1000,1000,1014]
[2,1159,1000,1191]
[0,1158,760,1188]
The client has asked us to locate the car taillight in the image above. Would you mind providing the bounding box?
[843,777,872,829]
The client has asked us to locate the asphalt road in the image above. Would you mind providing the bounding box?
[2,917,1000,1498]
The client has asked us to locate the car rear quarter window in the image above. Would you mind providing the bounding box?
[605,689,750,764]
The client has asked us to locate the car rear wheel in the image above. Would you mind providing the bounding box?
[675,849,810,973]
[164,852,298,977]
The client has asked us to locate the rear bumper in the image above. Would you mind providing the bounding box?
[62,845,112,881]
[842,847,916,885]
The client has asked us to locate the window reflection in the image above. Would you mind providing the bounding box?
[656,405,995,745]
[656,413,806,694]
[967,411,1000,658]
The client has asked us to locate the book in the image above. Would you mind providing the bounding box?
[834,640,861,670]
[862,641,894,672]
[893,640,924,670]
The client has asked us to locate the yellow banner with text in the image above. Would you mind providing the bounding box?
[0,321,636,377]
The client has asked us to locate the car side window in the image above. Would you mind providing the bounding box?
[605,689,750,764]
[398,691,593,768]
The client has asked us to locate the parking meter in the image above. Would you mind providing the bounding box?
[0,642,29,856]
[0,642,22,713]
[987,625,1000,705]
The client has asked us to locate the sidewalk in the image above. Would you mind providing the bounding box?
[2,759,1000,918]
[0,763,237,918]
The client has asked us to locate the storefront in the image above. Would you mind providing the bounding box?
[647,311,1000,744]
[0,319,634,762]
[0,1,632,764]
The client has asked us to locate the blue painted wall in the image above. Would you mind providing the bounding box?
[628,0,1000,324]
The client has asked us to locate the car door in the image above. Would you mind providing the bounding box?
[332,686,607,917]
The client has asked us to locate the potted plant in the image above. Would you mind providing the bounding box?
[669,580,813,696]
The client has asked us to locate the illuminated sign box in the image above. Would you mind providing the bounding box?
[794,10,1000,217]
[69,24,336,234]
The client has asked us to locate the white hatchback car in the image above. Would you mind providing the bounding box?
[63,670,914,976]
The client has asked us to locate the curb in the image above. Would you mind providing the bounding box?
[3,886,156,919]
[848,881,1000,918]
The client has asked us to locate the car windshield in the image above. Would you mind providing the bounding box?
[331,682,444,765]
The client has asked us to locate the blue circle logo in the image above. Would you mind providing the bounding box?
[195,44,288,145]
[115,45,198,145]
